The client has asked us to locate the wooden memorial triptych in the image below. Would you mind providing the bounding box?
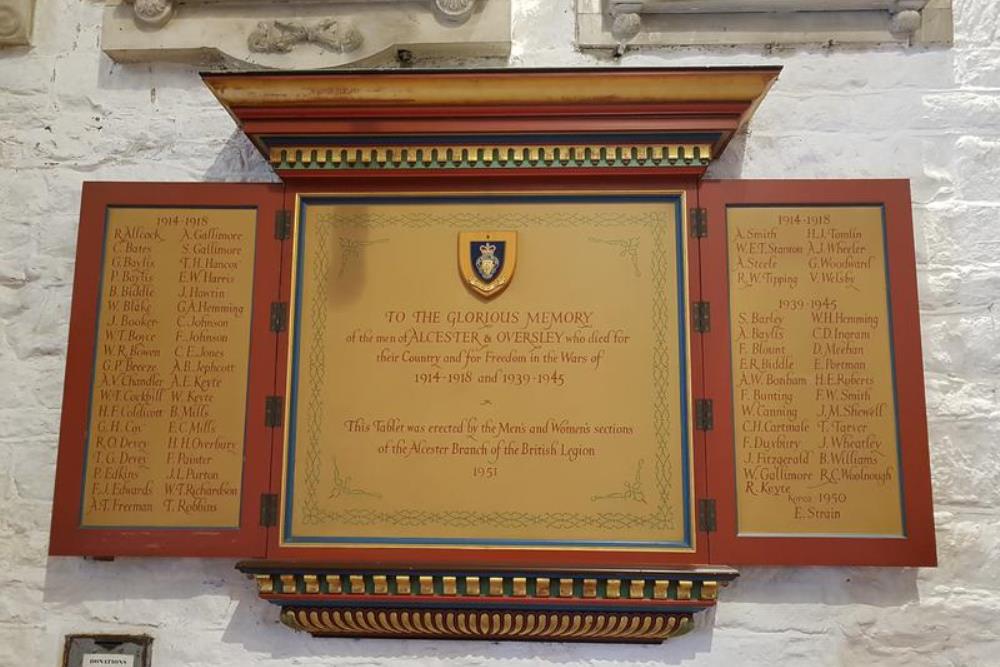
[46,68,935,641]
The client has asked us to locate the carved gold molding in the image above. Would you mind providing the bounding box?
[251,570,726,602]
[203,68,780,179]
[281,607,694,642]
[239,563,737,643]
[205,68,779,108]
[268,144,713,171]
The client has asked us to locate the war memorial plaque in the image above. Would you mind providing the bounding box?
[282,194,694,550]
[48,69,938,643]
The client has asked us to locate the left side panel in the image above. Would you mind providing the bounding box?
[49,182,285,558]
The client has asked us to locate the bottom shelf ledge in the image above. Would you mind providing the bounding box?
[239,563,739,643]
[281,607,695,643]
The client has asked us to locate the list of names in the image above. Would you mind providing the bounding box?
[728,206,904,536]
[82,208,256,528]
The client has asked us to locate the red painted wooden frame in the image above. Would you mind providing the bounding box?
[49,182,284,558]
[698,179,936,566]
[267,173,712,568]
[48,175,936,568]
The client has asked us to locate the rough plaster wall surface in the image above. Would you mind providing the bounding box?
[0,0,998,665]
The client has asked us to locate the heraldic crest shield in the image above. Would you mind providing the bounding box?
[458,231,517,298]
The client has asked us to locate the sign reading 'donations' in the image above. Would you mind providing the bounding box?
[63,635,151,667]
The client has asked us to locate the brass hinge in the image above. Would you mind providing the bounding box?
[690,207,708,238]
[695,399,714,431]
[260,493,279,527]
[693,301,711,333]
[265,395,284,428]
[270,302,289,333]
[275,209,292,240]
[698,498,717,533]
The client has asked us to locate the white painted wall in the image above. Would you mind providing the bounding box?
[1,0,997,665]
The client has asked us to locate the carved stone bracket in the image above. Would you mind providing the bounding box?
[103,0,509,68]
[0,0,35,47]
[238,562,739,643]
[580,0,953,49]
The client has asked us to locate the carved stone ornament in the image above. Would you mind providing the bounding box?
[127,0,173,28]
[102,0,510,69]
[247,19,363,54]
[0,0,35,46]
[578,0,954,50]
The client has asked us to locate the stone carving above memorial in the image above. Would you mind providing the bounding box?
[0,0,35,47]
[246,19,363,55]
[102,0,509,68]
[577,0,953,50]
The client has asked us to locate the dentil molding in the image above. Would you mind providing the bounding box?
[102,0,510,68]
[578,0,953,50]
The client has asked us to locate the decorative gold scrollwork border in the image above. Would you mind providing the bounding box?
[280,607,694,643]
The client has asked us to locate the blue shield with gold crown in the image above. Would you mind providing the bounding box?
[458,231,517,298]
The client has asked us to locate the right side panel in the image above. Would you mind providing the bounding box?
[700,179,936,566]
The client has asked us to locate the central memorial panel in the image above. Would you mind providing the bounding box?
[282,193,695,550]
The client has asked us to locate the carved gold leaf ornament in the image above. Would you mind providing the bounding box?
[243,567,736,642]
[269,144,712,171]
[252,571,728,600]
[280,608,694,642]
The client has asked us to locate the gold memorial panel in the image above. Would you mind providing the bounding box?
[283,195,693,549]
[81,207,257,528]
[727,206,904,537]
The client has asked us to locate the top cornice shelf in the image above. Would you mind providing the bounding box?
[202,67,779,179]
[203,67,780,108]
